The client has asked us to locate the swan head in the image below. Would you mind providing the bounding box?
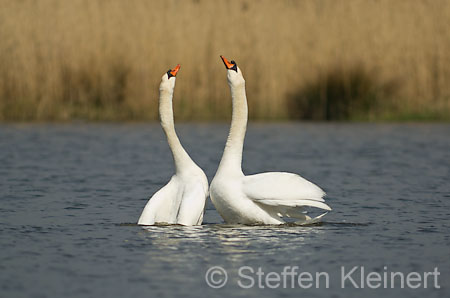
[220,55,245,86]
[160,64,180,92]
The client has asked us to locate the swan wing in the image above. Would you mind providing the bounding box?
[137,177,179,225]
[243,172,331,211]
[177,181,208,225]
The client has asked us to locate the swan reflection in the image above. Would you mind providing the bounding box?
[139,222,326,274]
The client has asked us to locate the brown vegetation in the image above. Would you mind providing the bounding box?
[0,0,449,121]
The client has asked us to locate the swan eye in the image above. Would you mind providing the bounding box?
[167,70,175,79]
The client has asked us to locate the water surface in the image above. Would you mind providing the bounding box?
[0,123,449,297]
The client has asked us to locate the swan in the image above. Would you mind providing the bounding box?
[138,64,208,226]
[209,56,331,225]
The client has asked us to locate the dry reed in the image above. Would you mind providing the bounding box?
[0,0,449,121]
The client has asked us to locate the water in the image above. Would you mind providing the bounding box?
[0,123,449,298]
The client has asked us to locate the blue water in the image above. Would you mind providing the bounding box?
[0,123,449,298]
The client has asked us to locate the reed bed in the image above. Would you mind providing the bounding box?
[0,0,449,121]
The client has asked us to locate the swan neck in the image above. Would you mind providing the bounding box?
[218,82,247,174]
[159,88,194,173]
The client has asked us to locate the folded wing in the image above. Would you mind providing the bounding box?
[177,182,208,225]
[137,177,179,225]
[243,172,331,211]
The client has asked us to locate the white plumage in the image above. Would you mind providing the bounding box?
[210,56,331,224]
[138,65,208,226]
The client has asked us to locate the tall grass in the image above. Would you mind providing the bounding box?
[0,0,449,121]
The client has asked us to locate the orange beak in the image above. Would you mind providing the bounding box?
[169,64,181,77]
[220,55,235,70]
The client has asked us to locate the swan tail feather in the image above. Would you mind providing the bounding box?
[295,212,328,225]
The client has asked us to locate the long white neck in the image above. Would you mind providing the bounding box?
[217,80,248,175]
[159,86,195,174]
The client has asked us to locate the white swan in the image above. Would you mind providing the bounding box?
[138,64,208,226]
[210,56,331,225]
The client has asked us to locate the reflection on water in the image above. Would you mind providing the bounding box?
[138,223,327,276]
[137,222,338,276]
